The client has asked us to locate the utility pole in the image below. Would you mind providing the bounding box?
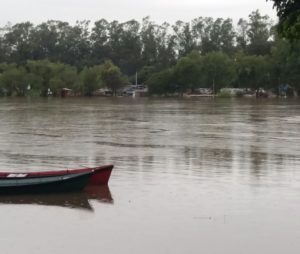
[135,72,138,88]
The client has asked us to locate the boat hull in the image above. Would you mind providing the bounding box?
[0,164,114,186]
[88,165,113,185]
[0,172,91,194]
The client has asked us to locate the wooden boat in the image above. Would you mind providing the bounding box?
[0,164,113,194]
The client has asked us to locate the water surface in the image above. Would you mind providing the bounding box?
[0,98,299,254]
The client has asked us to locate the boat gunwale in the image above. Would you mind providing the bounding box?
[0,164,113,179]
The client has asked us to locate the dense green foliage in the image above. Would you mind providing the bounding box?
[0,10,299,96]
[269,0,300,40]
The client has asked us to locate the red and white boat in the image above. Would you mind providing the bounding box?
[0,164,114,193]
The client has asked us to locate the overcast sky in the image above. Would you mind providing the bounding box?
[0,0,277,26]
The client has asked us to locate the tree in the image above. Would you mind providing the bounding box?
[48,64,79,94]
[138,65,156,84]
[140,17,176,69]
[4,22,34,64]
[26,60,79,96]
[270,38,300,91]
[63,20,91,68]
[173,21,195,57]
[234,53,271,89]
[0,64,28,96]
[236,18,248,51]
[0,24,10,63]
[117,20,142,75]
[26,60,54,95]
[30,21,62,61]
[219,18,236,54]
[268,0,300,40]
[247,10,272,55]
[107,20,142,76]
[91,19,110,65]
[147,68,175,95]
[172,52,202,93]
[156,22,177,69]
[30,20,91,68]
[201,52,236,92]
[192,17,235,55]
[80,65,102,96]
[100,61,126,95]
[140,17,158,66]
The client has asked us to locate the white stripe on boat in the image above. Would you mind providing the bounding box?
[7,174,28,178]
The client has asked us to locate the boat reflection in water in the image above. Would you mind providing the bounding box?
[0,185,113,211]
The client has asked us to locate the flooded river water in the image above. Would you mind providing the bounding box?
[0,97,299,254]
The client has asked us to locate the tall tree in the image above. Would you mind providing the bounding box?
[91,19,110,65]
[65,20,91,68]
[268,0,300,40]
[192,17,235,55]
[4,22,34,64]
[107,20,141,75]
[30,21,60,60]
[156,22,177,68]
[236,18,248,51]
[247,10,272,55]
[173,21,195,57]
[0,24,11,62]
[140,17,158,66]
[118,20,142,75]
[219,18,236,54]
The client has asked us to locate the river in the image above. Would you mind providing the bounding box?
[0,97,299,254]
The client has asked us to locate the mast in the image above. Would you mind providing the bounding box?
[135,72,138,88]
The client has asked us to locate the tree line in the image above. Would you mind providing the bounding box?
[0,10,299,96]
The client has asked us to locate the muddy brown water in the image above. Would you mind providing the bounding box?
[0,97,299,254]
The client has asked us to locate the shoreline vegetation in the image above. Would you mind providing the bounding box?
[0,10,299,98]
